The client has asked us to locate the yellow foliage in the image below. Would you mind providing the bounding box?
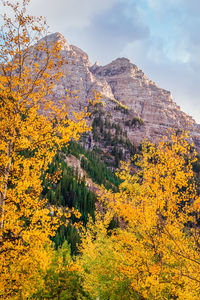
[37,241,85,299]
[81,132,200,299]
[0,0,89,298]
[79,212,137,299]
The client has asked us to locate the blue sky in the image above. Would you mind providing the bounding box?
[2,0,200,122]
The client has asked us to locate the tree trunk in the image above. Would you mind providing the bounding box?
[0,141,13,241]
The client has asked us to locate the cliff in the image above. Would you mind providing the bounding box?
[35,32,200,152]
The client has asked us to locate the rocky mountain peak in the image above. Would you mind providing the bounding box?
[34,33,200,151]
[90,61,100,73]
[92,57,133,77]
[70,45,91,65]
[40,32,71,51]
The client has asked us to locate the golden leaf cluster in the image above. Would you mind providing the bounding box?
[0,0,89,297]
[80,132,200,299]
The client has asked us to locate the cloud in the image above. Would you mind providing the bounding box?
[62,1,150,64]
[183,0,200,16]
[89,2,149,44]
[28,0,121,30]
[146,0,183,15]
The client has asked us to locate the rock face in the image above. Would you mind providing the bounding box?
[37,33,200,150]
[91,57,199,145]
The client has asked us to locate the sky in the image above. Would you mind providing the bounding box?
[2,0,200,122]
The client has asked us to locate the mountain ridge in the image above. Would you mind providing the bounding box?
[37,32,200,151]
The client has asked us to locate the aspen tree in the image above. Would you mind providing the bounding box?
[81,133,200,299]
[0,0,88,297]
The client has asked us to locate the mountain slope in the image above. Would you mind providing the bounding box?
[36,32,200,151]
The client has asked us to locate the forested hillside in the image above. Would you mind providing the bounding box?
[42,142,122,254]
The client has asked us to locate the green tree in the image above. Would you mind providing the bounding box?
[35,241,88,299]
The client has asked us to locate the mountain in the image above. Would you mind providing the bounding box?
[35,32,200,153]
